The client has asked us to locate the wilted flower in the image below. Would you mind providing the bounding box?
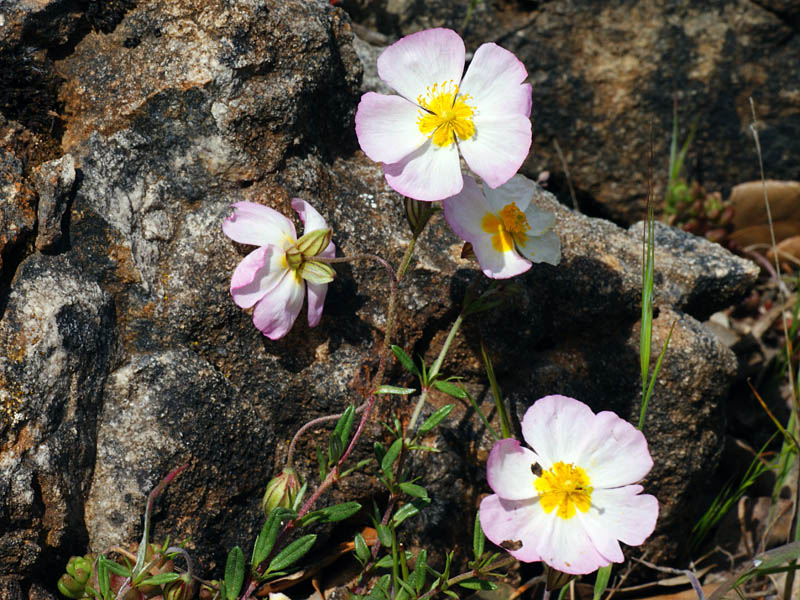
[480,395,658,575]
[222,200,335,340]
[443,174,559,279]
[355,28,532,201]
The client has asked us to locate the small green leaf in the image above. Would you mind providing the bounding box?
[392,498,431,527]
[333,405,355,452]
[368,575,392,600]
[374,555,395,569]
[473,510,485,560]
[138,573,181,586]
[252,507,296,570]
[433,380,467,399]
[100,558,130,577]
[299,501,361,526]
[317,445,327,480]
[418,404,454,435]
[373,441,386,464]
[391,345,421,377]
[380,438,403,480]
[354,533,370,563]
[328,433,344,466]
[412,550,427,594]
[224,546,245,600]
[376,524,393,548]
[375,385,416,395]
[398,482,428,499]
[266,535,317,574]
[457,578,497,591]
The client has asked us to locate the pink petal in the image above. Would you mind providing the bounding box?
[252,271,305,340]
[306,281,328,328]
[520,395,596,468]
[458,112,532,189]
[578,487,658,563]
[355,93,427,164]
[377,28,465,104]
[230,245,285,309]
[291,198,329,234]
[483,174,535,214]
[535,514,611,575]
[383,141,462,201]
[471,233,531,279]
[515,230,561,266]
[479,495,544,563]
[459,43,532,118]
[442,174,491,239]
[486,439,540,501]
[571,411,654,488]
[222,201,296,246]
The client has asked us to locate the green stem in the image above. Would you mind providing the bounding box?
[408,312,465,432]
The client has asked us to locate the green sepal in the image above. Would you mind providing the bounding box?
[299,260,335,284]
[295,229,331,258]
[285,247,303,270]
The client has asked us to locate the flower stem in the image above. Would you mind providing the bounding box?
[408,312,465,432]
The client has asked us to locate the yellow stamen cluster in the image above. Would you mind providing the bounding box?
[416,81,475,147]
[534,461,593,520]
[480,202,530,252]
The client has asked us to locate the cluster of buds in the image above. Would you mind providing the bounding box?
[665,179,735,246]
[57,544,194,600]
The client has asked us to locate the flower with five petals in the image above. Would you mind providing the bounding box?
[480,395,658,575]
[222,200,335,340]
[355,28,532,201]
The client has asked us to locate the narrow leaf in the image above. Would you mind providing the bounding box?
[418,404,454,435]
[458,578,497,591]
[224,546,245,600]
[473,511,485,560]
[433,380,467,399]
[375,385,416,395]
[139,573,181,586]
[392,498,431,527]
[266,535,317,573]
[380,438,403,479]
[593,565,612,600]
[391,345,421,377]
[252,508,296,570]
[398,482,428,499]
[354,533,369,563]
[376,524,393,548]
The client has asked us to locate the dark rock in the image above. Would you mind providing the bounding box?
[32,154,75,251]
[0,121,36,275]
[0,254,115,576]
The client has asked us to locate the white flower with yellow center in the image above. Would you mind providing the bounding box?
[480,395,658,575]
[443,174,560,278]
[355,28,532,202]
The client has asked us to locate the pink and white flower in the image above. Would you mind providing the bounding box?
[443,174,560,279]
[222,200,335,340]
[480,395,658,575]
[355,28,532,202]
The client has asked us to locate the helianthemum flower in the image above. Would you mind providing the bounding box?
[443,174,560,278]
[222,200,335,340]
[355,28,532,201]
[480,395,658,575]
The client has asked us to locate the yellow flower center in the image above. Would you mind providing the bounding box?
[417,81,475,147]
[534,461,593,520]
[480,202,530,252]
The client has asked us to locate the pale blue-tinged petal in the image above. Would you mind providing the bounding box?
[516,230,561,266]
[471,231,531,279]
[483,174,536,214]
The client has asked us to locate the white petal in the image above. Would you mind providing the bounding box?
[252,271,305,340]
[442,174,491,240]
[516,230,561,266]
[355,92,427,164]
[460,43,531,118]
[222,202,296,246]
[383,140,462,202]
[377,28,465,104]
[520,395,597,467]
[230,245,286,309]
[459,113,532,189]
[580,487,659,558]
[522,201,556,236]
[572,411,654,488]
[483,174,536,214]
[472,233,531,279]
[535,513,611,575]
[486,439,540,501]
[479,495,545,563]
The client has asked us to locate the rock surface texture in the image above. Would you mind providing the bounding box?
[0,0,767,594]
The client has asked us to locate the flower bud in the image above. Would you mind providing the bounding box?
[164,574,195,600]
[404,197,434,234]
[262,467,302,515]
[544,565,575,591]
